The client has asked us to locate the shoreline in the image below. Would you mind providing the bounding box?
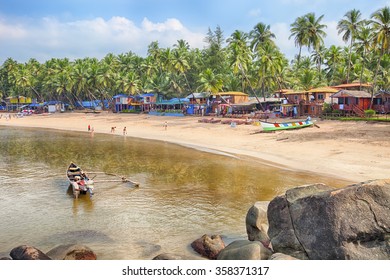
[1,111,390,183]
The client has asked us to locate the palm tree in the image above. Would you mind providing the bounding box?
[299,68,318,90]
[370,6,390,101]
[289,16,308,65]
[337,9,363,83]
[116,72,140,95]
[1,58,18,97]
[71,59,91,104]
[355,25,374,88]
[197,68,223,94]
[304,13,327,74]
[255,44,286,98]
[226,30,252,91]
[324,45,343,85]
[172,42,191,91]
[249,22,276,52]
[310,45,326,79]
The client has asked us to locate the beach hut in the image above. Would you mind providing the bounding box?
[5,96,32,111]
[113,94,130,112]
[184,93,209,115]
[149,97,189,116]
[140,93,157,112]
[43,101,66,113]
[214,92,249,104]
[280,90,307,117]
[209,92,249,116]
[303,87,339,116]
[113,94,141,112]
[330,90,371,117]
[373,91,390,113]
[185,92,209,104]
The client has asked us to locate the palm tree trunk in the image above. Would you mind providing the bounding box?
[346,39,353,83]
[359,49,366,91]
[297,45,302,65]
[370,51,383,109]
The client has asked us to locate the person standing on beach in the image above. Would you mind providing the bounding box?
[123,126,127,135]
[164,121,168,130]
[88,124,91,131]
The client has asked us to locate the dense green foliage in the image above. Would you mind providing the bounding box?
[0,7,389,105]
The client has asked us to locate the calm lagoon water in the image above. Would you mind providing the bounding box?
[0,126,348,259]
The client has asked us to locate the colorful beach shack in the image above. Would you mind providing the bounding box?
[373,91,390,114]
[330,90,372,117]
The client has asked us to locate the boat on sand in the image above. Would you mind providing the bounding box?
[260,118,314,131]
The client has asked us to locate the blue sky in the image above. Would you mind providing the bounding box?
[1,0,389,63]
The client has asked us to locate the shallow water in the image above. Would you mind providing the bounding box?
[0,126,349,259]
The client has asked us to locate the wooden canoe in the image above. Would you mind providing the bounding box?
[260,118,314,131]
[66,162,94,198]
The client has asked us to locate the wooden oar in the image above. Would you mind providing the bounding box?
[93,177,140,187]
[86,171,124,177]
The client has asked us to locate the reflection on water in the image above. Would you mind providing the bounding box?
[0,127,350,259]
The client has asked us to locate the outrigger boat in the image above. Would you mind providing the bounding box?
[260,117,314,131]
[66,162,94,199]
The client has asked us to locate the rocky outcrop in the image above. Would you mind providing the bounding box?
[267,180,390,260]
[217,240,272,260]
[191,234,225,259]
[46,244,97,260]
[246,201,270,247]
[10,245,51,260]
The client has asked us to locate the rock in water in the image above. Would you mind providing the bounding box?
[191,234,225,259]
[46,244,97,260]
[10,245,51,260]
[217,240,272,260]
[246,201,270,247]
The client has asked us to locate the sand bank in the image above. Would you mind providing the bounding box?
[1,112,390,183]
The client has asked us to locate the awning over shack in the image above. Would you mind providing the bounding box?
[155,98,190,105]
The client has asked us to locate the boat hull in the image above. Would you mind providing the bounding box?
[260,119,313,131]
[66,162,94,198]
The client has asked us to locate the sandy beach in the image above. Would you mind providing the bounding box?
[1,111,390,183]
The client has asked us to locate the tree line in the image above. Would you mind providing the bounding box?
[0,7,389,106]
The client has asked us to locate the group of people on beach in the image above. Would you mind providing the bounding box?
[86,121,168,137]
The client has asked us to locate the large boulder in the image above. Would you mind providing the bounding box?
[10,245,51,260]
[46,244,97,260]
[246,201,270,247]
[191,234,225,259]
[267,180,390,260]
[217,240,272,260]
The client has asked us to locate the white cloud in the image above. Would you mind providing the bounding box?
[272,22,297,60]
[0,20,27,39]
[324,20,346,48]
[0,16,206,63]
[142,18,184,32]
